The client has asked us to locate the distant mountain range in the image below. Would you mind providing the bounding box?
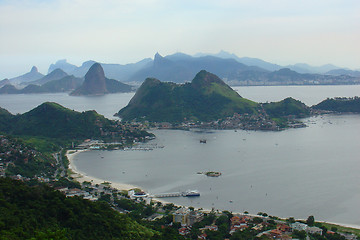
[2,51,360,88]
[9,66,44,84]
[0,63,133,95]
[0,69,83,94]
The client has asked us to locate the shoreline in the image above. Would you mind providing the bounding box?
[67,149,138,191]
[65,149,360,231]
[66,149,172,205]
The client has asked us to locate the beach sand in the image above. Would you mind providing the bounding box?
[67,149,137,191]
[66,149,171,205]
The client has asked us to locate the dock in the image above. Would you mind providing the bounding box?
[151,192,183,198]
[150,190,200,198]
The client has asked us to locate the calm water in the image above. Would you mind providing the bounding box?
[1,85,360,226]
[73,114,360,226]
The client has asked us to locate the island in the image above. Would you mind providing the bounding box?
[116,70,311,130]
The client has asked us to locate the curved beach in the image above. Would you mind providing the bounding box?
[67,150,138,191]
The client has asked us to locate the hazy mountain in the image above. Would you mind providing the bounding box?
[226,67,360,86]
[127,52,266,83]
[195,50,283,71]
[117,70,258,122]
[41,75,83,92]
[48,59,78,74]
[21,84,44,94]
[285,63,340,74]
[9,66,44,84]
[28,68,69,85]
[0,78,10,88]
[48,58,152,81]
[70,63,133,96]
[326,69,360,77]
[195,50,343,74]
[0,75,83,94]
[0,84,19,94]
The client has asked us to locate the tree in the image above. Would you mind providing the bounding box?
[306,215,315,226]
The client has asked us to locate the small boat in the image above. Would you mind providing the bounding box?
[200,139,207,143]
[184,190,200,197]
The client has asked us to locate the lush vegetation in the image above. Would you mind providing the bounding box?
[117,70,259,122]
[0,102,135,141]
[312,97,360,113]
[0,135,59,178]
[0,178,158,240]
[262,97,311,118]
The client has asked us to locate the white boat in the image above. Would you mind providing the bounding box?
[184,190,200,197]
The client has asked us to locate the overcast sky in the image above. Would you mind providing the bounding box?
[0,0,359,78]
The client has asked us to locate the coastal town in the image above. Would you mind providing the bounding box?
[154,111,307,131]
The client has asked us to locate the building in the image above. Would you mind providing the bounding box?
[173,208,190,226]
[173,208,204,226]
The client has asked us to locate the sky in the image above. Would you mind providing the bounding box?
[0,0,359,79]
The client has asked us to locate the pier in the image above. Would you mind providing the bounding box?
[151,192,183,198]
[150,190,200,198]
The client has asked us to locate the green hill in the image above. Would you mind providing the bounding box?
[0,178,157,239]
[262,97,311,118]
[312,97,360,113]
[0,107,13,130]
[11,102,112,139]
[0,102,112,139]
[117,70,258,122]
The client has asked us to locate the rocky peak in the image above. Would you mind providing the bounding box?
[30,66,38,73]
[70,63,107,95]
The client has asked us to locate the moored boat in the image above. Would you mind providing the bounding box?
[184,190,200,197]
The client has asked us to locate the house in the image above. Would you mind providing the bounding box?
[198,233,207,239]
[291,222,308,231]
[200,225,218,232]
[178,227,191,236]
[306,226,322,235]
[277,223,292,233]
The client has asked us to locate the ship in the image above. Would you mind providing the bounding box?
[183,190,200,197]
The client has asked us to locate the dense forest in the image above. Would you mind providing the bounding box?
[0,178,158,240]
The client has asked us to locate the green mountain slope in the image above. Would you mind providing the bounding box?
[117,70,258,122]
[10,102,112,139]
[0,178,157,239]
[263,97,311,118]
[312,97,360,113]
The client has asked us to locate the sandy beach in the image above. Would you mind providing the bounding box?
[67,149,138,191]
[66,149,172,205]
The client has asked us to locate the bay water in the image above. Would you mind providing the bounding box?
[1,85,360,226]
